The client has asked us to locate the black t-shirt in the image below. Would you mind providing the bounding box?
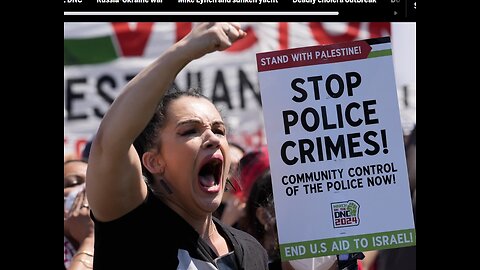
[91,189,268,270]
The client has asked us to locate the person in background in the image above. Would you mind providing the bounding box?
[232,145,271,203]
[217,145,271,229]
[214,141,247,227]
[86,22,268,269]
[64,160,94,269]
[81,135,95,161]
[228,142,246,180]
[241,168,338,270]
[64,153,79,163]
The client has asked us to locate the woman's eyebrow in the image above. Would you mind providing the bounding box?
[176,119,202,127]
[211,120,225,126]
[176,119,225,127]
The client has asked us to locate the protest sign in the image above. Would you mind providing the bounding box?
[256,37,416,260]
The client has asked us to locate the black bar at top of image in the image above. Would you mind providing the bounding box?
[63,0,416,22]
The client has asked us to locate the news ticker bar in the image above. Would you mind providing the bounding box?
[64,0,416,22]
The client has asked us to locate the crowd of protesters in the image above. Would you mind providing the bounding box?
[64,22,416,270]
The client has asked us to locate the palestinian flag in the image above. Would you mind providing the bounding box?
[64,22,155,66]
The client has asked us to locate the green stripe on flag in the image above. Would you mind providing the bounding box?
[64,36,118,66]
[367,49,392,58]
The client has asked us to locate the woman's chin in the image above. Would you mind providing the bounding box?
[199,196,223,213]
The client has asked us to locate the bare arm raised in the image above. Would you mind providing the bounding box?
[86,23,246,221]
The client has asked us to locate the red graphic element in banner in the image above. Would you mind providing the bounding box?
[309,22,361,44]
[112,23,154,56]
[256,41,372,72]
[176,22,192,42]
[279,22,289,50]
[368,23,391,39]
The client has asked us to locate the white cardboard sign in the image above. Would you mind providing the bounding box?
[256,37,416,260]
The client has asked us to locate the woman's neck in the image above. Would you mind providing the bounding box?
[184,213,230,257]
[201,220,230,257]
[159,196,230,256]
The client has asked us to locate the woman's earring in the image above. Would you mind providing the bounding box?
[159,175,173,195]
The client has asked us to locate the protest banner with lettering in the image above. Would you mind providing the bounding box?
[64,22,415,158]
[256,37,416,260]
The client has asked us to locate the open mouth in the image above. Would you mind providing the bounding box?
[198,158,223,191]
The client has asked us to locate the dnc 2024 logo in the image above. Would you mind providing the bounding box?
[331,200,360,228]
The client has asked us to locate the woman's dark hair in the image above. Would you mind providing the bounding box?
[242,169,274,241]
[133,88,208,184]
[241,169,281,261]
[81,135,96,162]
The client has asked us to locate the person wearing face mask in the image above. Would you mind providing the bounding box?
[64,159,94,269]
